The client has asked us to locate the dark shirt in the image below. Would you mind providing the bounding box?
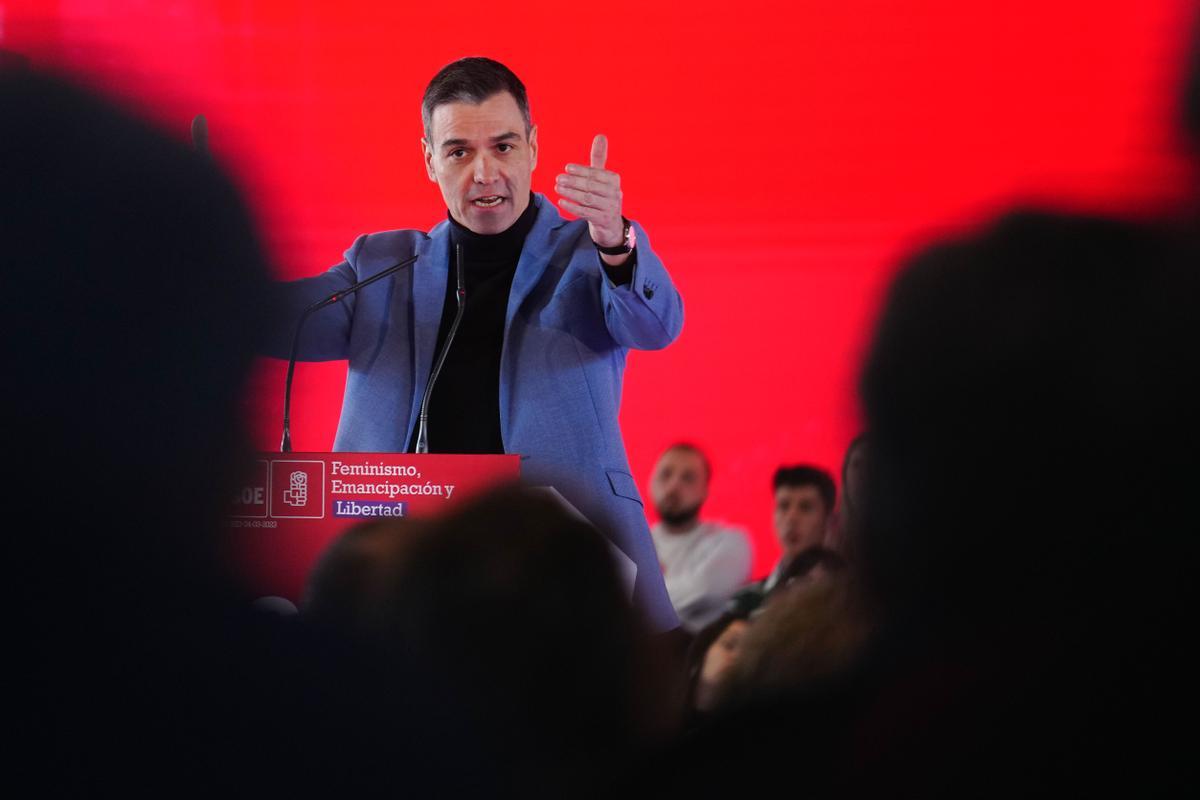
[408,196,538,453]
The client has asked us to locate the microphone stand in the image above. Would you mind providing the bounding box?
[414,243,466,454]
[281,254,419,452]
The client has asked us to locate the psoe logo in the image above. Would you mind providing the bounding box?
[333,500,407,518]
[269,460,324,519]
[283,471,308,507]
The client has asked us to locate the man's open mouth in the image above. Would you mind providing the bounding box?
[473,196,504,208]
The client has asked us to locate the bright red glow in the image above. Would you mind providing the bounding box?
[7,0,1196,577]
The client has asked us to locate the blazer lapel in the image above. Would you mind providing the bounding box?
[505,194,567,336]
[405,224,449,447]
[499,195,568,445]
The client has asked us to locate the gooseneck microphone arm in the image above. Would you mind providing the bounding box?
[281,254,419,452]
[414,243,466,454]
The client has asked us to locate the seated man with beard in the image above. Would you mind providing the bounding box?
[648,443,752,632]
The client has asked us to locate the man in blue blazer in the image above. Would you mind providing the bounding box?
[269,58,684,631]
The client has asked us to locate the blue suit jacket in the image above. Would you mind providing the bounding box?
[269,194,684,630]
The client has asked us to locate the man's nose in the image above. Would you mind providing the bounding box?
[473,153,498,183]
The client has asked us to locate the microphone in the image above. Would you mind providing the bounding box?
[281,254,419,452]
[191,114,209,156]
[414,243,466,454]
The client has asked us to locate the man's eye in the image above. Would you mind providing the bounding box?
[449,149,467,158]
[497,143,514,153]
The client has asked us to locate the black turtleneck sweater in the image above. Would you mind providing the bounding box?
[408,195,539,454]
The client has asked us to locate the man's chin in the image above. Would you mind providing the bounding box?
[657,508,702,528]
[460,212,510,235]
[458,195,525,234]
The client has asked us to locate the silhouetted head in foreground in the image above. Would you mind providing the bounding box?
[850,209,1200,793]
[632,212,1198,795]
[302,485,673,795]
[1,69,494,796]
[859,211,1198,640]
[0,64,277,786]
[303,517,428,635]
[375,485,653,795]
[1,68,268,578]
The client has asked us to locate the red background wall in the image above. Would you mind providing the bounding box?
[6,0,1196,577]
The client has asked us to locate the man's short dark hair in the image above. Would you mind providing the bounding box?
[772,464,836,512]
[422,57,531,138]
[664,441,712,482]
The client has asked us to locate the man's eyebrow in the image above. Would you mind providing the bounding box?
[439,131,521,149]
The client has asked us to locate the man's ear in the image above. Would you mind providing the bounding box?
[528,124,538,172]
[421,137,437,182]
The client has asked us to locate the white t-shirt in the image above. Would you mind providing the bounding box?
[651,520,753,632]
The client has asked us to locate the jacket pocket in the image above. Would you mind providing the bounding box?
[605,469,643,506]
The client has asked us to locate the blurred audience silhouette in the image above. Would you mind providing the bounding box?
[634,209,1198,794]
[855,209,1196,790]
[2,66,490,795]
[305,486,676,796]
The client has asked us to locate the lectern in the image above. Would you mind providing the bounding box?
[225,451,519,600]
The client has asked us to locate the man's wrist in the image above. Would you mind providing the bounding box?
[592,227,624,249]
[594,217,635,255]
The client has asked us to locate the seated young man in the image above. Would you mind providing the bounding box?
[731,465,837,610]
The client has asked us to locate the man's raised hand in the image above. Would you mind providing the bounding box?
[555,134,625,248]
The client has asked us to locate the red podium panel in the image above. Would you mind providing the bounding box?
[224,452,520,601]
